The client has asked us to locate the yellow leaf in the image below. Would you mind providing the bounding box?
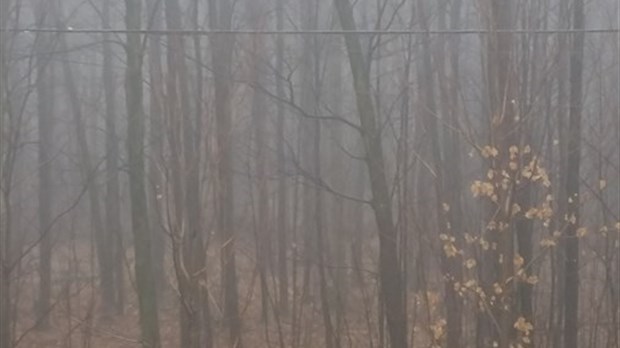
[443,243,458,258]
[482,145,499,158]
[480,238,490,250]
[514,317,534,335]
[514,254,524,268]
[465,233,476,244]
[509,161,518,171]
[525,208,537,219]
[599,179,607,190]
[465,259,477,269]
[430,319,447,340]
[567,214,577,225]
[509,145,519,155]
[546,194,553,202]
[540,238,556,247]
[526,275,539,285]
[493,283,503,294]
[577,227,588,238]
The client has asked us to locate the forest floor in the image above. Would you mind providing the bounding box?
[12,238,435,347]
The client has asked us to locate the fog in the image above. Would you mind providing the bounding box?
[0,0,618,347]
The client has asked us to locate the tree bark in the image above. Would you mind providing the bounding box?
[0,1,13,343]
[207,0,242,345]
[102,0,125,315]
[57,16,115,318]
[124,0,162,346]
[564,0,585,346]
[145,0,167,298]
[33,0,55,328]
[416,1,463,346]
[333,1,407,346]
[163,0,211,346]
[479,0,518,346]
[275,0,289,316]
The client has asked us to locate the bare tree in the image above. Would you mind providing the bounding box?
[124,0,161,346]
[33,0,56,328]
[102,0,125,316]
[57,5,116,319]
[274,0,289,316]
[163,0,211,346]
[334,1,407,346]
[0,1,15,345]
[1,1,617,347]
[208,0,242,345]
[564,0,585,347]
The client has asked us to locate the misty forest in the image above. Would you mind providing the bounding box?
[0,0,619,347]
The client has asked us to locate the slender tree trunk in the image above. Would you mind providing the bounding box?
[208,0,242,345]
[34,0,55,327]
[334,1,407,346]
[102,0,124,316]
[564,0,585,347]
[275,0,289,316]
[124,1,162,346]
[0,1,13,344]
[247,0,271,324]
[57,17,115,318]
[327,23,346,346]
[480,0,518,346]
[145,0,166,298]
[163,0,210,346]
[442,0,465,345]
[416,1,463,346]
[299,0,319,305]
[552,3,569,345]
[0,156,10,348]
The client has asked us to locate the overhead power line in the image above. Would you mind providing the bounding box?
[2,28,619,35]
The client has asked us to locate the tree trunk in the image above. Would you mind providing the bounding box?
[163,0,211,346]
[564,0,585,346]
[145,0,167,298]
[34,0,55,328]
[247,0,271,324]
[102,0,125,315]
[333,1,407,346]
[480,0,518,346]
[1,1,13,344]
[275,0,289,316]
[57,15,115,318]
[207,0,242,345]
[299,0,319,305]
[124,0,162,346]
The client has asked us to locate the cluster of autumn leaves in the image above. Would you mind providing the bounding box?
[435,143,620,347]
